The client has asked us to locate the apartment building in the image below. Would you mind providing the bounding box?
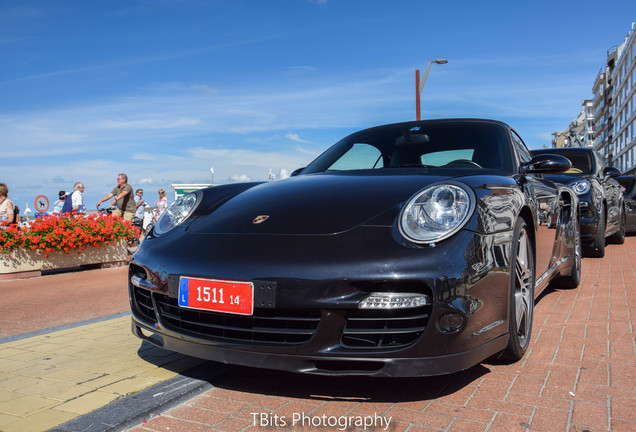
[553,100,594,148]
[553,22,636,175]
[612,23,636,174]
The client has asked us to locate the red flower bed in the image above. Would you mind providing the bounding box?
[0,214,139,257]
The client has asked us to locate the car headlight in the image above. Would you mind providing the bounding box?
[153,192,199,236]
[399,182,475,244]
[569,179,591,195]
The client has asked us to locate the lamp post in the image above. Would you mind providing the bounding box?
[416,59,448,120]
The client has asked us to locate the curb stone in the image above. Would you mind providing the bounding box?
[0,312,131,345]
[46,362,233,432]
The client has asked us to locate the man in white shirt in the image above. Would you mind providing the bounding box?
[62,182,85,214]
[133,189,146,229]
[70,182,86,214]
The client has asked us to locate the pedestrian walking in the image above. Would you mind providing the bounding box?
[62,182,86,214]
[133,189,147,231]
[153,188,168,222]
[52,191,67,215]
[0,182,15,225]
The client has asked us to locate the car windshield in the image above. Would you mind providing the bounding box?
[533,150,594,175]
[303,121,514,174]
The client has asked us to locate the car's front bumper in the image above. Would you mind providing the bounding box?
[128,226,515,376]
[131,318,507,377]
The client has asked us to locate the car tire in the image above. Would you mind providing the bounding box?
[584,205,606,258]
[502,218,535,361]
[558,215,581,289]
[609,207,626,245]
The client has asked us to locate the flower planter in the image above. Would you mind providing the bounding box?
[0,241,128,279]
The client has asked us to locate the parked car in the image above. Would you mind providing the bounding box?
[130,119,580,377]
[530,147,623,257]
[616,175,636,233]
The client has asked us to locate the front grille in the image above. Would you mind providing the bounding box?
[155,294,320,346]
[132,286,157,323]
[342,307,430,348]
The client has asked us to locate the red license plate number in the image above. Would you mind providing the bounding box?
[178,277,254,316]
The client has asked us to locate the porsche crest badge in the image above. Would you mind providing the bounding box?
[252,215,270,224]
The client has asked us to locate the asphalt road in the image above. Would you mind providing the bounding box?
[0,266,130,339]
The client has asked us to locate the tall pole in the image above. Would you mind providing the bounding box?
[416,59,448,121]
[415,69,421,121]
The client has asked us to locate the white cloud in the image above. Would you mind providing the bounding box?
[231,174,251,182]
[190,84,219,94]
[131,153,161,162]
[285,132,310,143]
[185,147,310,173]
[99,117,200,130]
[295,145,321,157]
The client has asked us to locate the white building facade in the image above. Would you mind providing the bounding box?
[611,23,636,174]
[554,22,636,175]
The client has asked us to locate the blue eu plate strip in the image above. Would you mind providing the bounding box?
[178,278,189,306]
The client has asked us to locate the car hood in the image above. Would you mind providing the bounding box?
[187,171,455,235]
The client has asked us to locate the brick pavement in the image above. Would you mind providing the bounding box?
[124,238,636,432]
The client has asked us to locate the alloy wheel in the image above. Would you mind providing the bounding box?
[514,227,533,347]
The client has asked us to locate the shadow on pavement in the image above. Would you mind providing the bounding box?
[205,362,490,403]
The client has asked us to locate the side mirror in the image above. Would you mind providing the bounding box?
[522,154,571,175]
[290,167,305,177]
[603,167,621,179]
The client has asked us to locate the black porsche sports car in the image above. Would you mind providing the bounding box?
[129,119,580,377]
[530,147,623,257]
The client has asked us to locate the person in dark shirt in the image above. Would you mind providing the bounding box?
[96,173,136,220]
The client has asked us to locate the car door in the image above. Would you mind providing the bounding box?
[511,132,559,282]
[596,152,622,232]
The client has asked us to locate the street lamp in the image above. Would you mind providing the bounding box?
[416,59,448,120]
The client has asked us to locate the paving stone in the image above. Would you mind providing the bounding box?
[15,381,95,401]
[98,376,163,396]
[0,411,20,428]
[53,390,122,415]
[0,394,57,416]
[1,409,76,432]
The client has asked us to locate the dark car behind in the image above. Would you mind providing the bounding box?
[530,147,624,257]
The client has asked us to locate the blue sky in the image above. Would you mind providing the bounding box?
[1,0,635,211]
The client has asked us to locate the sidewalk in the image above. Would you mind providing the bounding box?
[0,315,209,431]
[0,238,634,432]
[0,266,220,432]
